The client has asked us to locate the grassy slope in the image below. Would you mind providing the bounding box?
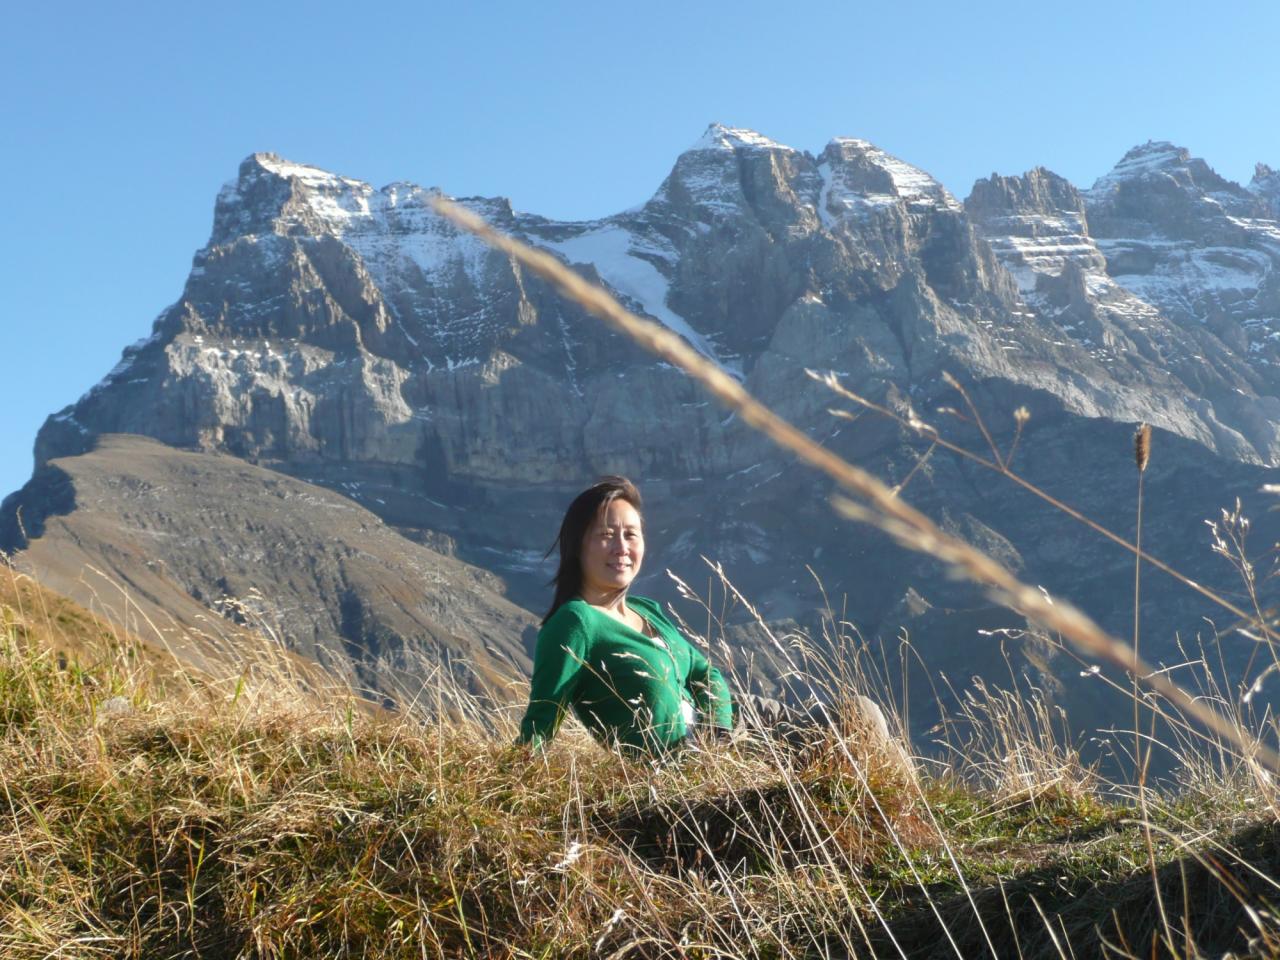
[2,568,1279,959]
[0,561,203,698]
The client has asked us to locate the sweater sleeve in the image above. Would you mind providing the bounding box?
[518,607,590,747]
[681,632,734,731]
[634,598,735,732]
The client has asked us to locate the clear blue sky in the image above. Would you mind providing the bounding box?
[3,0,1278,500]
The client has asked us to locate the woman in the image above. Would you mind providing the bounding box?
[518,476,735,755]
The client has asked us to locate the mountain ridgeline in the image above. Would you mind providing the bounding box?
[7,126,1280,737]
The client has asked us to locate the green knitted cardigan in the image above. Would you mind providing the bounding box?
[518,596,734,754]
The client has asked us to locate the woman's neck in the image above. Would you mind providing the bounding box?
[580,587,630,616]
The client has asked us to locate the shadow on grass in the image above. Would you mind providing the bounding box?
[854,817,1280,960]
[598,770,937,878]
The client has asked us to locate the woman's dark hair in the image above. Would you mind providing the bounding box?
[543,476,643,624]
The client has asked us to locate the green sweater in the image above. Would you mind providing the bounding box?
[518,596,734,754]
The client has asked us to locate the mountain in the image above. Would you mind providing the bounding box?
[6,125,1279,737]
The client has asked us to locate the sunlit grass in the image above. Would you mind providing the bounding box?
[3,560,1280,959]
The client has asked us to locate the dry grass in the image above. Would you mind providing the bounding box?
[3,564,1280,958]
[0,578,927,958]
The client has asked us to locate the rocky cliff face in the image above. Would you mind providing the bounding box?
[1086,143,1280,378]
[967,157,1280,463]
[9,125,1280,740]
[1251,163,1280,217]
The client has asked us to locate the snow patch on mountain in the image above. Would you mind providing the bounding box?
[221,157,499,295]
[982,228,1099,294]
[538,225,741,377]
[1083,143,1280,360]
[256,154,365,188]
[1101,242,1273,310]
[347,196,496,291]
[254,154,376,223]
[1229,216,1280,252]
[837,139,956,207]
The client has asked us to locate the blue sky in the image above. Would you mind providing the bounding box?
[3,0,1278,500]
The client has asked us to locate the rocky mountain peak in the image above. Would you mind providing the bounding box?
[965,167,1085,222]
[1071,142,1280,392]
[964,166,1101,300]
[816,138,959,218]
[252,151,353,184]
[1101,140,1190,175]
[649,124,817,232]
[687,123,796,154]
[210,152,381,244]
[211,153,518,253]
[1088,141,1219,195]
[1087,141,1262,219]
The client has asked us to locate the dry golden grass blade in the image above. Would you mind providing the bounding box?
[431,196,1280,775]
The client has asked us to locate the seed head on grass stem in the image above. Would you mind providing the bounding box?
[1135,423,1152,474]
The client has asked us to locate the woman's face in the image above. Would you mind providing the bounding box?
[579,498,644,601]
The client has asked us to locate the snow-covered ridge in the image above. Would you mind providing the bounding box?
[210,135,1280,388]
[817,139,960,224]
[982,230,1101,294]
[255,153,367,190]
[1089,141,1187,189]
[1100,240,1277,314]
[222,156,500,293]
[972,205,1122,307]
[831,138,955,204]
[1079,142,1280,360]
[1086,141,1255,213]
[689,123,794,153]
[963,167,1170,370]
[221,150,744,376]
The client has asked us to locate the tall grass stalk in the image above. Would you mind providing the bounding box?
[814,373,1276,646]
[1134,421,1152,784]
[1131,423,1173,953]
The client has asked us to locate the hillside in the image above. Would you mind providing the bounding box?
[0,556,192,690]
[3,435,535,708]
